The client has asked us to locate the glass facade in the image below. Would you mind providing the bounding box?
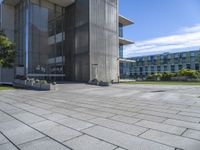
[15,0,65,80]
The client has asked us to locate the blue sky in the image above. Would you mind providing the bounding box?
[119,0,200,57]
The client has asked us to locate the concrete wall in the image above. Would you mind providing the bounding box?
[0,3,15,84]
[0,67,14,84]
[65,0,119,82]
[89,0,119,82]
[65,0,90,82]
[2,3,15,41]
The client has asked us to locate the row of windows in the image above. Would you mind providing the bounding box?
[135,57,200,66]
[131,64,200,74]
[134,51,200,61]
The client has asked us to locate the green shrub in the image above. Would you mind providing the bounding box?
[177,69,199,79]
[40,80,47,84]
[161,72,176,81]
[35,79,40,83]
[146,73,162,81]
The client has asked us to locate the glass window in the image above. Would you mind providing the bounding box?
[27,0,65,78]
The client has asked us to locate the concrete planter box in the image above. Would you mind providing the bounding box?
[14,79,26,88]
[14,79,26,85]
[26,81,34,87]
[14,79,57,91]
[41,83,57,91]
[32,83,41,89]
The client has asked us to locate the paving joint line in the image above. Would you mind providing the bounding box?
[0,131,20,150]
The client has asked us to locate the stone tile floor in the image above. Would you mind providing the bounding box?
[0,83,200,150]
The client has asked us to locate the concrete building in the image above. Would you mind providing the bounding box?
[0,0,133,84]
[129,50,200,78]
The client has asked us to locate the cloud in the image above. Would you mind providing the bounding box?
[124,24,200,58]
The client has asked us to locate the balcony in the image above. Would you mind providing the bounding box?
[119,37,134,45]
[119,15,134,26]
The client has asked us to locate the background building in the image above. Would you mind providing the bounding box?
[0,0,134,84]
[129,50,200,78]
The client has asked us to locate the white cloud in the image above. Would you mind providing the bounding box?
[124,24,200,58]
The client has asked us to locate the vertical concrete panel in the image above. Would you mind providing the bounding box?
[65,0,90,81]
[0,3,15,84]
[2,4,15,41]
[0,67,14,84]
[65,4,76,81]
[74,0,90,81]
[89,0,119,82]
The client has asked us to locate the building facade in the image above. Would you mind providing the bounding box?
[118,15,134,79]
[129,50,200,78]
[0,0,133,83]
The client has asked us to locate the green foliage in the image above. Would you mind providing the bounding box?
[161,72,176,81]
[0,31,15,68]
[40,80,48,84]
[147,73,162,81]
[177,69,199,79]
[146,69,200,81]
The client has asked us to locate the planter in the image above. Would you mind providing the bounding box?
[14,79,57,91]
[99,81,109,86]
[13,79,26,88]
[26,81,34,87]
[32,83,41,89]
[14,79,26,85]
[41,83,57,91]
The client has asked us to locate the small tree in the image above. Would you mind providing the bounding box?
[177,69,199,79]
[0,31,15,68]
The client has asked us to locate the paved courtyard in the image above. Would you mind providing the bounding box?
[1,83,200,150]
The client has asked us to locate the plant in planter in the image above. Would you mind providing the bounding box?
[14,75,27,86]
[33,79,41,89]
[40,80,57,90]
[99,81,109,86]
[26,78,35,87]
[88,79,99,85]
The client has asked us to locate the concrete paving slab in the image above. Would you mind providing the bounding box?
[43,113,68,121]
[164,119,200,131]
[183,129,200,141]
[0,142,18,150]
[19,137,70,150]
[56,117,94,131]
[139,110,200,123]
[64,135,116,150]
[134,114,167,123]
[110,115,141,124]
[31,120,82,142]
[0,133,8,145]
[135,120,186,135]
[89,118,148,136]
[13,112,46,124]
[140,129,200,150]
[2,124,45,145]
[83,126,174,150]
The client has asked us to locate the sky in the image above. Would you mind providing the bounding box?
[119,0,200,57]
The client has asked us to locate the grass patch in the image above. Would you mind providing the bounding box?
[121,81,200,86]
[0,85,15,90]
